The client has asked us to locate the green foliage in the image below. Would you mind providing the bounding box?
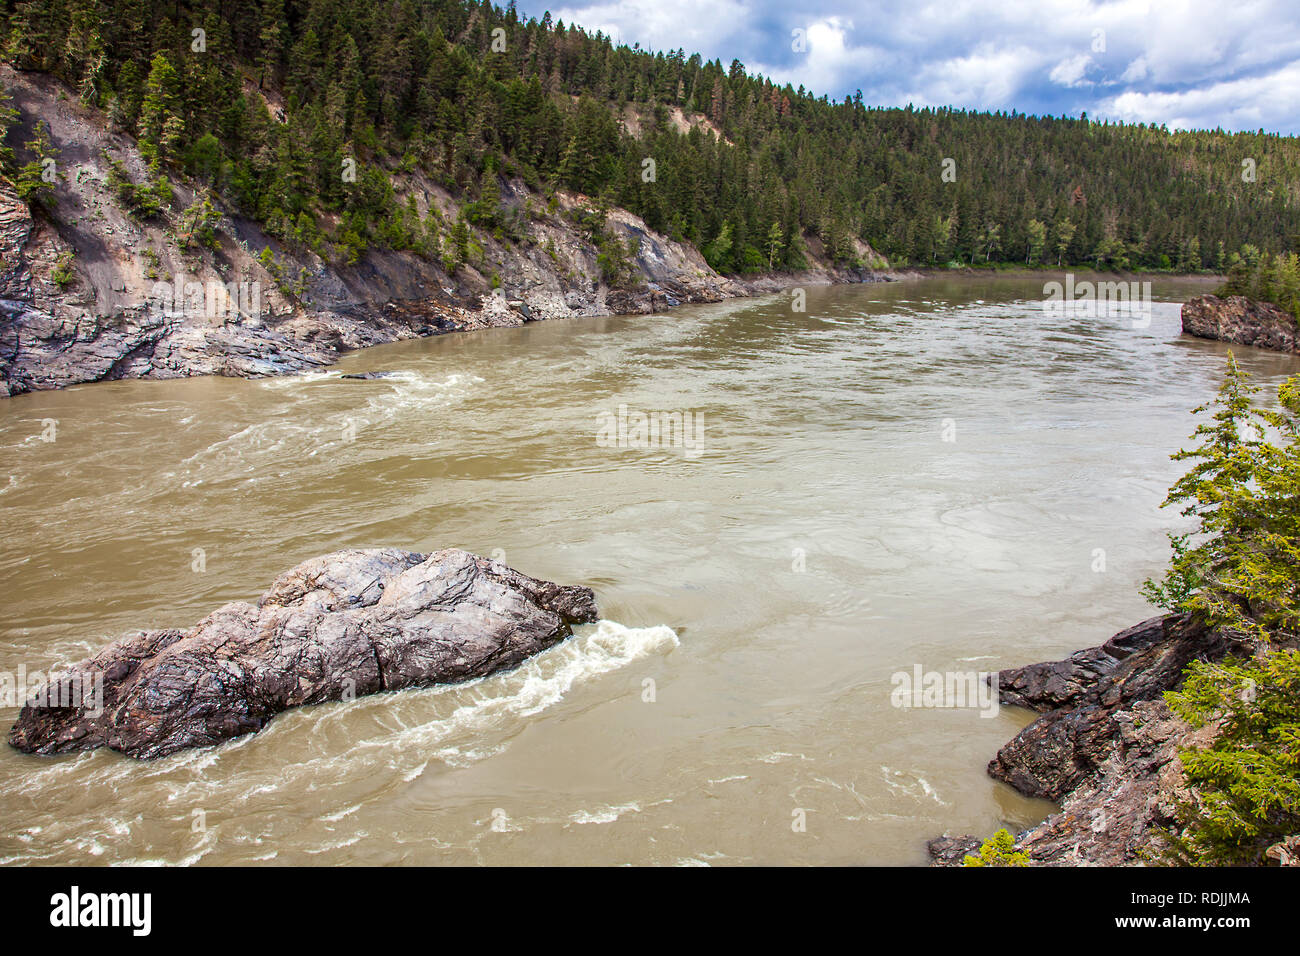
[14,120,58,207]
[105,155,168,219]
[50,249,75,289]
[702,221,733,272]
[962,829,1029,867]
[1159,650,1300,865]
[138,53,182,164]
[1218,252,1300,321]
[463,174,503,229]
[4,0,1300,275]
[177,193,223,251]
[185,133,224,186]
[595,231,638,288]
[1025,218,1046,265]
[0,85,19,173]
[0,0,1294,282]
[1143,355,1300,644]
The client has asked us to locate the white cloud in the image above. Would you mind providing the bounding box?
[1100,60,1300,131]
[1050,53,1094,87]
[547,0,754,55]
[748,17,892,95]
[906,45,1045,108]
[527,0,1300,132]
[1119,56,1149,82]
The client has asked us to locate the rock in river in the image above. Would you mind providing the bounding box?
[1182,293,1298,352]
[8,548,598,759]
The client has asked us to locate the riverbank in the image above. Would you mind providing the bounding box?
[0,63,908,398]
[928,613,1248,866]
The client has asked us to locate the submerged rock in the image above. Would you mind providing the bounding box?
[8,548,598,759]
[1182,293,1299,352]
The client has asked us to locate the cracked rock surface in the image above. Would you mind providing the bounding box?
[8,548,598,759]
[929,613,1247,865]
[1182,293,1299,352]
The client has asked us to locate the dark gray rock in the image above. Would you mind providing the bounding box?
[988,613,1241,801]
[8,548,598,759]
[930,613,1251,865]
[926,834,981,865]
[1182,293,1299,352]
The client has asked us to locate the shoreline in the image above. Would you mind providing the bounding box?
[1,263,1228,400]
[0,265,909,399]
[928,613,1249,866]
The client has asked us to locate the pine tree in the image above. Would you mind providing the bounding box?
[138,53,182,163]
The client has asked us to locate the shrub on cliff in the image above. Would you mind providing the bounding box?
[1161,650,1300,865]
[1143,355,1300,645]
[962,829,1029,867]
[1145,355,1300,864]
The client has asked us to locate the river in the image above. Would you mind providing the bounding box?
[2,273,1295,865]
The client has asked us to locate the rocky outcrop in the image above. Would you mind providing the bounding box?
[1181,293,1299,352]
[8,548,598,759]
[0,64,891,397]
[929,613,1248,866]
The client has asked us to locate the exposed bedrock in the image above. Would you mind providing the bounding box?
[8,548,598,759]
[1182,293,1299,352]
[929,613,1248,865]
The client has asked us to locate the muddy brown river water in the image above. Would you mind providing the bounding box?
[2,273,1296,865]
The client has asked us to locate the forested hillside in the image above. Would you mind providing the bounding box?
[5,0,1300,275]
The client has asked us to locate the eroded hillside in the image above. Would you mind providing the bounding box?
[0,65,886,396]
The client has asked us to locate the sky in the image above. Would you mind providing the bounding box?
[515,0,1300,135]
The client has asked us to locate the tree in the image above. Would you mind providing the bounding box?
[258,0,286,90]
[138,53,182,163]
[1144,355,1300,644]
[1053,217,1077,266]
[976,222,1001,263]
[1025,218,1046,265]
[0,87,18,174]
[1161,650,1300,865]
[764,221,784,269]
[14,121,59,207]
[702,220,733,272]
[933,214,954,264]
[962,829,1029,866]
[186,133,223,185]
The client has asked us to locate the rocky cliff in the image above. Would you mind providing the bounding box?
[0,64,888,397]
[1182,293,1299,352]
[929,614,1253,866]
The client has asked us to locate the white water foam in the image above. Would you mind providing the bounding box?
[180,371,484,479]
[365,619,679,766]
[1,620,678,865]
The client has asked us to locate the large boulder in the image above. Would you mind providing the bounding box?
[8,548,598,759]
[1181,293,1299,352]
